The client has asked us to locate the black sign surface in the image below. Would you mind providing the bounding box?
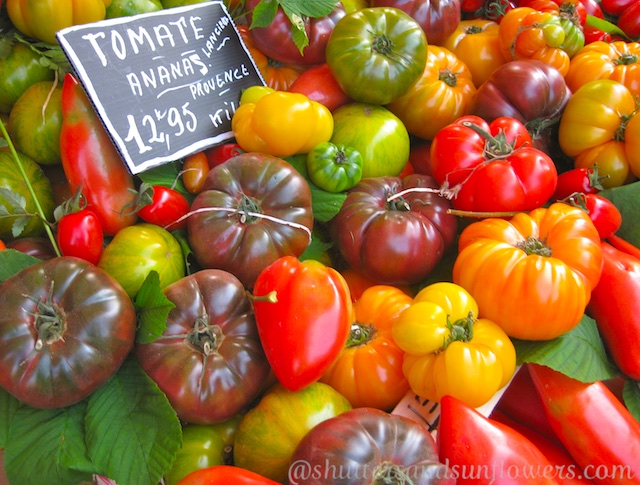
[57,1,265,174]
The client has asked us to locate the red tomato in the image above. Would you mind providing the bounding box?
[177,465,280,485]
[553,166,604,201]
[136,185,191,231]
[182,151,210,195]
[0,239,5,250]
[252,257,352,391]
[617,1,640,40]
[583,193,622,239]
[56,208,104,265]
[204,142,244,169]
[287,63,350,112]
[430,115,558,213]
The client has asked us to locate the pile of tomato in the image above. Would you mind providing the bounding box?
[1,0,640,484]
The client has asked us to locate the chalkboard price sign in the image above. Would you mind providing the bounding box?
[56,1,265,174]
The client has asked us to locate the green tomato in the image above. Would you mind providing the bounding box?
[326,7,428,105]
[0,42,54,114]
[164,415,242,485]
[9,81,63,166]
[105,0,163,18]
[97,222,186,298]
[0,150,55,239]
[233,382,352,483]
[330,102,410,179]
[306,141,363,193]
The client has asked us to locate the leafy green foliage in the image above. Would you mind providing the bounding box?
[135,270,174,344]
[138,160,193,201]
[586,14,632,41]
[0,248,41,282]
[5,402,95,485]
[85,357,182,485]
[513,314,620,383]
[0,186,31,238]
[0,388,21,449]
[249,0,339,54]
[600,180,640,248]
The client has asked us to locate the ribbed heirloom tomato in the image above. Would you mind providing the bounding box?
[453,202,603,340]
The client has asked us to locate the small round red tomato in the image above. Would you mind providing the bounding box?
[204,143,244,169]
[553,165,604,200]
[580,193,622,239]
[135,184,191,231]
[56,208,104,265]
[0,256,136,409]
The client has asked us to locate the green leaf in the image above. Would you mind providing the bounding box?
[85,357,182,485]
[299,231,333,262]
[0,248,41,282]
[586,14,632,41]
[0,187,27,212]
[280,0,338,17]
[280,7,309,55]
[4,402,95,485]
[0,388,21,449]
[512,314,619,383]
[134,271,174,344]
[599,181,640,248]
[137,161,192,201]
[623,379,640,424]
[249,0,279,28]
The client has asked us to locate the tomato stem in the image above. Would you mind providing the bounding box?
[347,322,376,348]
[446,208,519,218]
[25,281,65,351]
[443,312,475,348]
[518,235,552,256]
[373,461,416,484]
[247,290,278,304]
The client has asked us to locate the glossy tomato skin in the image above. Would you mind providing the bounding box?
[252,257,352,392]
[453,203,603,340]
[233,382,353,483]
[430,115,558,213]
[56,208,104,265]
[0,42,54,114]
[244,0,346,65]
[330,174,458,285]
[177,465,280,485]
[583,193,622,239]
[8,80,63,166]
[0,256,136,408]
[205,143,244,170]
[187,152,313,289]
[370,0,462,46]
[137,185,191,231]
[325,7,428,106]
[60,73,138,236]
[552,166,603,201]
[287,63,350,112]
[291,407,453,485]
[136,269,270,424]
[617,1,640,40]
[470,59,572,158]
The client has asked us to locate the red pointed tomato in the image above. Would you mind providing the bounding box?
[177,465,280,485]
[287,63,350,112]
[252,257,352,392]
[553,165,604,201]
[430,115,558,213]
[56,208,104,265]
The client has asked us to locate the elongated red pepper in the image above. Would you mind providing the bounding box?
[588,242,640,379]
[606,234,640,262]
[60,73,138,236]
[529,364,640,485]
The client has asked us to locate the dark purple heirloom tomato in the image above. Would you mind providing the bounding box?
[290,407,454,484]
[136,269,271,424]
[187,152,313,289]
[330,174,458,286]
[0,256,136,409]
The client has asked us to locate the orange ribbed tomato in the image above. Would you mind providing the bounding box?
[565,41,640,98]
[320,285,412,411]
[453,202,603,341]
[386,45,477,141]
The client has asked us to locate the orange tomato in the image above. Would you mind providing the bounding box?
[565,41,640,97]
[320,285,413,410]
[442,19,506,88]
[453,202,603,341]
